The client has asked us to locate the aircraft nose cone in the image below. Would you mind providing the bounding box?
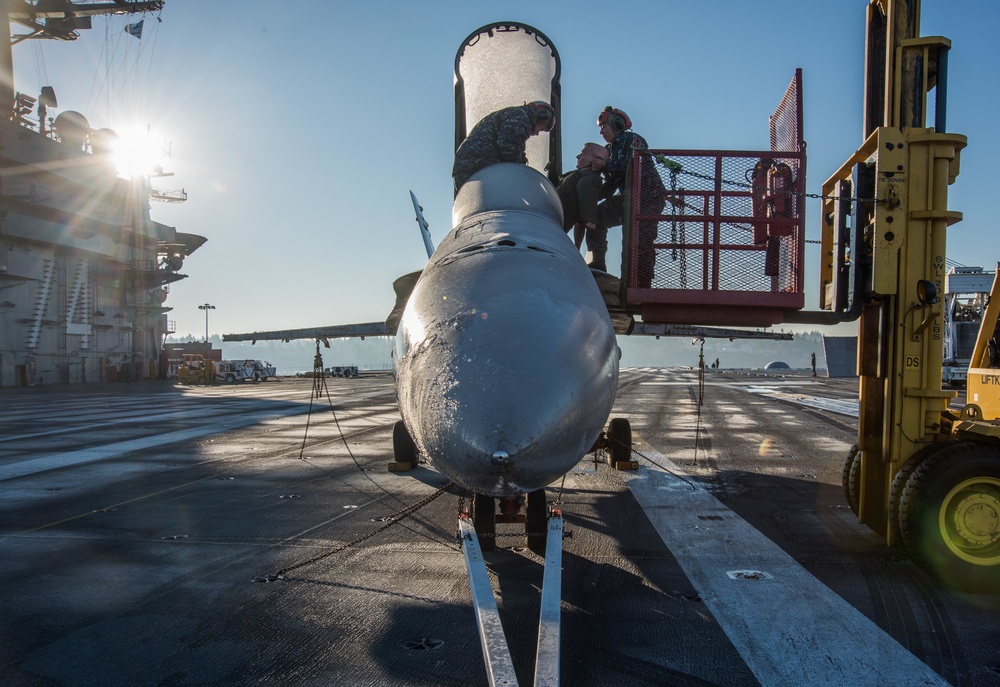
[399,320,617,496]
[394,171,620,497]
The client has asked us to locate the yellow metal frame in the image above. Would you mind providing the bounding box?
[821,126,966,540]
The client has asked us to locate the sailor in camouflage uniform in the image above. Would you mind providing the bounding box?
[590,106,665,285]
[452,101,556,193]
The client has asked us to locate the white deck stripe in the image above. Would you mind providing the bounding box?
[0,406,313,482]
[0,387,395,444]
[626,454,949,687]
[744,387,859,417]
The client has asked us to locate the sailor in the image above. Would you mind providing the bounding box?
[556,142,609,249]
[590,106,665,284]
[452,101,556,193]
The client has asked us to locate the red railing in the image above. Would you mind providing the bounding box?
[623,70,806,327]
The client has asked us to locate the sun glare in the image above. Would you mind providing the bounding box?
[109,126,165,179]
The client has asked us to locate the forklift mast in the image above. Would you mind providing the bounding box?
[820,0,967,538]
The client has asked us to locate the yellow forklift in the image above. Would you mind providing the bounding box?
[820,1,998,592]
[177,354,216,386]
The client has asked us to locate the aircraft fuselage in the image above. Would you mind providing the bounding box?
[393,163,620,497]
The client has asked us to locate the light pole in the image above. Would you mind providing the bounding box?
[198,303,215,343]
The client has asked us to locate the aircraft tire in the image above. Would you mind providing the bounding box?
[898,441,1000,593]
[473,493,496,552]
[526,489,547,555]
[392,420,419,468]
[607,417,632,465]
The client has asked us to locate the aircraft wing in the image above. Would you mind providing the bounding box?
[222,192,788,345]
[222,322,390,345]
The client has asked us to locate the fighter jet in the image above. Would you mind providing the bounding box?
[223,22,790,553]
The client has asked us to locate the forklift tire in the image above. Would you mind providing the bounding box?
[889,440,961,547]
[841,444,860,515]
[607,417,632,466]
[526,489,547,555]
[196,375,206,385]
[225,373,236,384]
[898,442,1000,593]
[392,420,418,468]
[473,493,496,552]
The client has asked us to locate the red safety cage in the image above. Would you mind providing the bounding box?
[623,69,805,327]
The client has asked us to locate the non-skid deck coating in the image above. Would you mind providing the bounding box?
[0,371,997,686]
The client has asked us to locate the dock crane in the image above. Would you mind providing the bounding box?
[819,0,998,592]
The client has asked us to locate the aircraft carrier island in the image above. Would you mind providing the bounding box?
[0,1,204,388]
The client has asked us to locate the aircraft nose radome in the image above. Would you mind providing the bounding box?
[395,161,619,497]
[400,336,617,496]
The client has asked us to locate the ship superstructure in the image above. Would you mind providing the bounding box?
[0,1,203,386]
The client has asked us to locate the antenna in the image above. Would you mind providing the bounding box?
[409,191,435,259]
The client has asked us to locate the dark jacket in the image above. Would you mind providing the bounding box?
[602,130,648,197]
[452,105,534,190]
[556,168,603,230]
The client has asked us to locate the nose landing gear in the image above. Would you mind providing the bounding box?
[472,489,549,554]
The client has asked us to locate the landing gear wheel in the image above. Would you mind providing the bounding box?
[898,442,1000,593]
[841,444,860,515]
[607,417,632,466]
[473,493,496,552]
[392,420,419,468]
[526,489,548,555]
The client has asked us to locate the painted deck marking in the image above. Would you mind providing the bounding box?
[626,453,949,687]
[0,406,313,482]
[745,386,859,417]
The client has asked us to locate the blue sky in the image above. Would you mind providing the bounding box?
[11,0,999,341]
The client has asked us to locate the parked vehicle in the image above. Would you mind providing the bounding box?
[216,360,254,384]
[178,355,215,385]
[245,360,276,381]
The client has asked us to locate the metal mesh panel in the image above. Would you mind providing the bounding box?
[770,69,803,153]
[630,151,803,296]
[624,70,805,326]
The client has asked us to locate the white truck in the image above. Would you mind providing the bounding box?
[216,360,254,384]
[246,360,276,382]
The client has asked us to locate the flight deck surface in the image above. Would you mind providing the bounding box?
[1,370,997,686]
